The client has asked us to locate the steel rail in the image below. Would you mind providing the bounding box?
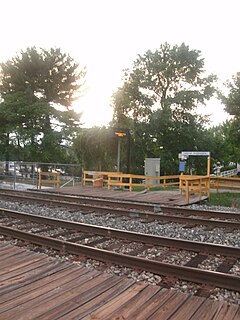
[0,208,239,258]
[2,189,240,219]
[0,225,239,292]
[0,192,154,216]
[161,205,240,220]
[1,191,240,230]
[1,188,240,218]
[0,189,153,211]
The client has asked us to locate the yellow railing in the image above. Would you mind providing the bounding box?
[107,173,179,191]
[83,171,122,187]
[210,176,240,193]
[180,175,210,205]
[38,171,60,190]
[83,171,179,191]
[83,170,240,204]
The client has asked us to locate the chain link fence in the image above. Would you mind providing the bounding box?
[0,161,83,190]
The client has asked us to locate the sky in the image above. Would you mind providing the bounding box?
[0,0,239,127]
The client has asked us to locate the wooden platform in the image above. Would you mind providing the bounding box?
[0,242,239,319]
[50,186,208,206]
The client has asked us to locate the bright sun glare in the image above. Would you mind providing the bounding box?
[0,0,239,128]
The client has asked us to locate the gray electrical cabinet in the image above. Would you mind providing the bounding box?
[144,158,161,184]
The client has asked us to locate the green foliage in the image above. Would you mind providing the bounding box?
[219,72,240,164]
[111,43,216,175]
[72,127,117,171]
[222,72,240,117]
[0,47,86,162]
[112,43,216,122]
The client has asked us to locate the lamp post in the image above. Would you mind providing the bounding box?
[113,128,130,173]
[117,138,121,172]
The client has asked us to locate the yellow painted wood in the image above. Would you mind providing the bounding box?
[83,170,239,205]
[38,171,60,190]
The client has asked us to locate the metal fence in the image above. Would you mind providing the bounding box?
[220,168,238,177]
[0,161,83,190]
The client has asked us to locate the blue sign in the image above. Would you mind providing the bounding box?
[179,160,185,173]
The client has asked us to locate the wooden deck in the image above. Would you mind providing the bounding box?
[50,185,208,206]
[0,242,239,319]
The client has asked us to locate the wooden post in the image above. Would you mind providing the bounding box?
[216,178,219,193]
[207,177,210,198]
[38,171,42,190]
[198,179,202,200]
[179,173,184,195]
[56,172,60,189]
[186,180,189,205]
[207,156,210,176]
[120,174,123,190]
[147,177,150,192]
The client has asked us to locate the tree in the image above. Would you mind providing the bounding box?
[220,72,240,163]
[112,43,215,121]
[111,43,216,174]
[0,47,86,163]
[222,72,240,117]
[72,127,116,171]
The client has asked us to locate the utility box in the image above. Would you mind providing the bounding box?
[144,158,160,184]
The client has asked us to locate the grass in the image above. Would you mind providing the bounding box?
[206,192,240,208]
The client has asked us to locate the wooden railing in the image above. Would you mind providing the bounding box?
[107,173,179,191]
[83,171,122,187]
[38,171,60,190]
[83,171,179,191]
[83,171,240,204]
[210,176,240,193]
[179,175,210,205]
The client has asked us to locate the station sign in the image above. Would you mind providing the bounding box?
[181,151,210,157]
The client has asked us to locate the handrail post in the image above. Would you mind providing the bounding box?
[207,177,210,198]
[179,175,182,195]
[199,179,202,200]
[38,171,42,190]
[56,172,60,189]
[186,180,189,204]
[147,177,150,192]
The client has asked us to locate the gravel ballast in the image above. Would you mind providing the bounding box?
[0,198,239,305]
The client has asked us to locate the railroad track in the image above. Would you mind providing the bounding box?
[0,188,154,211]
[0,189,240,230]
[0,207,240,294]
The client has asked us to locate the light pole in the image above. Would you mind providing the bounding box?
[113,129,129,172]
[117,138,121,172]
